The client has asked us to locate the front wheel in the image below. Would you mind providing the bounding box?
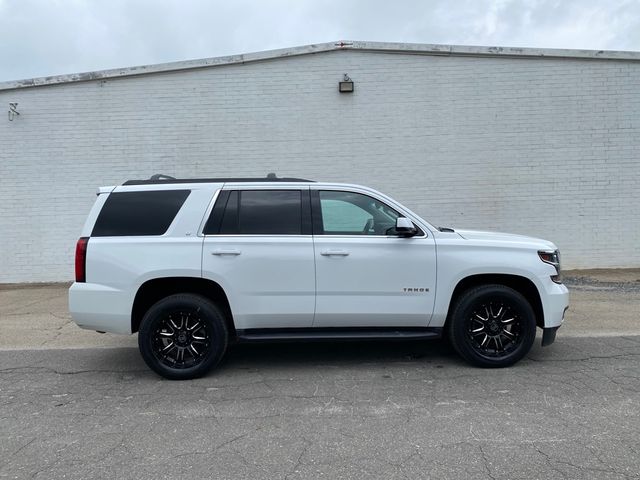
[138,294,229,380]
[448,284,536,368]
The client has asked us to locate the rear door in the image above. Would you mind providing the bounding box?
[311,188,436,327]
[201,186,315,330]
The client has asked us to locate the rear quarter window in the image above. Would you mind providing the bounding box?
[92,190,190,236]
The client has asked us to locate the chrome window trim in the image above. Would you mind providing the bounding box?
[203,234,314,238]
[313,234,428,239]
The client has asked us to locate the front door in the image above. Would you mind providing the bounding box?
[312,189,436,327]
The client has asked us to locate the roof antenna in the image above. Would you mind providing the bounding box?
[266,173,277,179]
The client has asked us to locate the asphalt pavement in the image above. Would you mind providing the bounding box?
[1,336,639,479]
[1,271,640,479]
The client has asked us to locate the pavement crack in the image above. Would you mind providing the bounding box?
[213,431,251,452]
[535,445,568,479]
[285,438,311,480]
[13,437,36,455]
[478,444,496,480]
[169,433,251,460]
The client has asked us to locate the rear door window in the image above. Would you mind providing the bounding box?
[92,190,190,236]
[205,190,308,235]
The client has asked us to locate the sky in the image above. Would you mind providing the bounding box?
[0,0,638,82]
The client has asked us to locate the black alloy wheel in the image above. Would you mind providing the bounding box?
[138,294,228,380]
[448,284,537,368]
[467,301,522,357]
[152,310,210,369]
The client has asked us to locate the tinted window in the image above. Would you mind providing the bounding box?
[92,190,190,236]
[321,199,373,233]
[319,191,401,235]
[219,191,238,234]
[216,190,302,235]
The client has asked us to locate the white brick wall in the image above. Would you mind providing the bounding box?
[1,48,639,282]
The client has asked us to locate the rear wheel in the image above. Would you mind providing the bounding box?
[138,293,228,380]
[448,284,536,368]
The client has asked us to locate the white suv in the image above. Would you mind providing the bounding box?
[69,175,569,379]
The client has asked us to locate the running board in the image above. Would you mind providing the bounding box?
[236,327,442,343]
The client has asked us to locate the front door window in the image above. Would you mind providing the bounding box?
[318,190,401,236]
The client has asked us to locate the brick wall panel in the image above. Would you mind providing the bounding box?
[0,50,638,282]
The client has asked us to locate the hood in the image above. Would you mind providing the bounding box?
[454,229,557,250]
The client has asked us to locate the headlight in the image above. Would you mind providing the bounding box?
[539,250,562,283]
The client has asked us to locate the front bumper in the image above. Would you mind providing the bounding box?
[540,278,569,329]
[538,276,569,346]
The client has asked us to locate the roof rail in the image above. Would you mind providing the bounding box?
[149,174,176,181]
[123,172,315,186]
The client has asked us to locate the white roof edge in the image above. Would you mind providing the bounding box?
[2,40,639,91]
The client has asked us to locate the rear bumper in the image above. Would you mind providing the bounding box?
[68,282,133,334]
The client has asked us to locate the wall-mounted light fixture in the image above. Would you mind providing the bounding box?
[339,74,354,93]
[8,103,19,121]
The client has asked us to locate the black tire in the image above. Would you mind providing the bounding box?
[138,293,228,380]
[448,284,536,368]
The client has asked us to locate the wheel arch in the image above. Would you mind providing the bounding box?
[445,274,544,329]
[131,277,235,338]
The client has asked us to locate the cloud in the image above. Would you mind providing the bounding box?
[0,0,638,81]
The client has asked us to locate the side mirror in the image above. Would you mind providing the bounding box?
[395,217,418,237]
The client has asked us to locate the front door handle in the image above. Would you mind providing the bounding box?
[320,250,350,256]
[211,249,241,256]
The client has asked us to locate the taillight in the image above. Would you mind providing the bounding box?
[75,237,89,282]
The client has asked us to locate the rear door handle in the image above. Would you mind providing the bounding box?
[211,249,241,256]
[321,250,350,256]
